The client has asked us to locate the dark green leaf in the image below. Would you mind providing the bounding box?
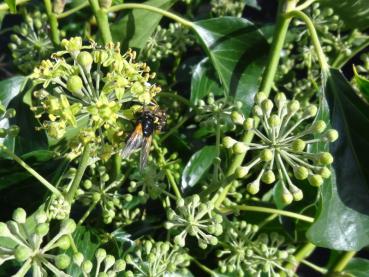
[190,57,223,105]
[320,0,369,30]
[353,65,369,103]
[0,76,27,106]
[4,0,16,13]
[111,0,175,50]
[181,146,217,190]
[307,69,369,251]
[345,258,369,277]
[193,17,269,115]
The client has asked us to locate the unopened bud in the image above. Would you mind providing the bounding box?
[233,142,248,154]
[243,117,254,130]
[308,174,323,187]
[293,166,309,180]
[291,139,306,152]
[311,120,326,133]
[261,170,276,184]
[231,111,244,125]
[325,129,339,142]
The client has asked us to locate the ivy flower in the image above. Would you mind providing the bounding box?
[224,92,339,204]
[165,195,223,249]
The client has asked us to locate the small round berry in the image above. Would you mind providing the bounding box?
[308,174,324,187]
[247,181,260,195]
[293,166,309,180]
[325,129,339,142]
[261,170,276,184]
[67,75,83,93]
[291,139,306,152]
[83,180,92,190]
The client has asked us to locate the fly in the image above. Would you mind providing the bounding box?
[120,109,166,170]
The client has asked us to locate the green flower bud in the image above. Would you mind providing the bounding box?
[261,99,273,114]
[304,105,318,117]
[260,149,273,161]
[292,189,303,201]
[55,254,71,269]
[287,100,300,114]
[95,248,107,262]
[282,190,293,205]
[274,92,286,108]
[232,142,248,154]
[311,120,327,133]
[12,208,26,224]
[53,0,66,14]
[261,170,276,184]
[319,167,331,179]
[35,223,50,237]
[0,222,10,237]
[318,152,334,165]
[308,174,324,187]
[35,210,48,224]
[268,114,281,127]
[247,180,260,195]
[56,234,71,250]
[5,108,16,118]
[174,235,186,247]
[77,51,93,70]
[291,139,306,152]
[114,259,126,272]
[73,252,84,266]
[231,111,244,125]
[67,75,83,94]
[8,125,20,137]
[254,92,267,104]
[235,166,249,179]
[0,128,6,138]
[60,219,76,234]
[104,255,115,270]
[293,166,309,180]
[82,260,93,273]
[253,105,263,117]
[14,245,32,262]
[83,179,92,190]
[325,129,339,142]
[243,117,254,130]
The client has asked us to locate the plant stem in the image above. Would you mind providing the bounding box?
[108,3,193,28]
[165,169,182,199]
[66,144,91,203]
[258,214,278,229]
[0,146,62,196]
[43,0,60,45]
[112,154,122,180]
[89,0,112,43]
[331,251,356,273]
[192,258,214,276]
[222,205,314,223]
[285,10,329,73]
[57,0,89,19]
[301,259,327,274]
[0,0,30,11]
[212,0,298,208]
[295,0,317,11]
[78,201,98,225]
[332,38,369,68]
[283,242,316,275]
[213,113,221,183]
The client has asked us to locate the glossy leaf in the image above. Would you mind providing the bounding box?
[181,146,217,190]
[193,17,269,115]
[111,0,175,50]
[190,57,223,105]
[345,258,369,277]
[320,0,369,30]
[353,65,369,102]
[307,69,369,250]
[0,76,27,106]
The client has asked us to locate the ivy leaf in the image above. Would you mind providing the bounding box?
[193,17,269,115]
[320,0,369,30]
[4,0,16,13]
[307,69,369,251]
[345,258,369,277]
[181,146,217,190]
[190,57,223,105]
[111,0,175,50]
[353,65,369,103]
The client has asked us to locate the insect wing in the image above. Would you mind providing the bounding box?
[121,123,144,159]
[140,135,152,171]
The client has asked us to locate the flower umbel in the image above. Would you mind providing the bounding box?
[225,92,338,204]
[165,195,223,249]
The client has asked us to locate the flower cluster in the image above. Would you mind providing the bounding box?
[8,11,53,74]
[75,248,127,277]
[77,164,129,224]
[31,37,161,160]
[211,0,245,17]
[0,208,76,276]
[0,101,18,140]
[217,220,296,277]
[224,92,338,204]
[165,195,223,249]
[142,23,193,62]
[125,240,190,276]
